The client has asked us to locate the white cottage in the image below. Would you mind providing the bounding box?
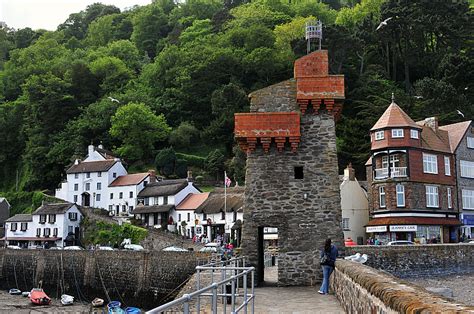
[4,203,83,248]
[175,192,209,238]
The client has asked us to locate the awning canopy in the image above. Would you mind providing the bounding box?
[366,217,461,227]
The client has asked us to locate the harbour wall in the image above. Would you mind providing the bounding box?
[0,249,207,310]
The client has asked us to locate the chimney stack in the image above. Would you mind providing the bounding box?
[344,163,356,181]
[424,117,438,131]
[74,159,80,165]
[88,144,95,156]
[187,170,193,182]
[148,170,156,183]
[98,144,104,149]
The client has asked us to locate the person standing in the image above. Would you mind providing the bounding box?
[319,238,338,295]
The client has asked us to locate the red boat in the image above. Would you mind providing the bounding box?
[30,288,51,305]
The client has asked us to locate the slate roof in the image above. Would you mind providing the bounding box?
[371,102,421,131]
[66,160,117,174]
[176,193,209,210]
[109,173,149,187]
[132,204,174,214]
[138,179,189,197]
[33,203,80,215]
[415,122,452,153]
[6,214,32,222]
[96,147,117,160]
[196,188,244,214]
[439,120,472,153]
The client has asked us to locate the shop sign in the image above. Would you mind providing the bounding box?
[389,225,417,232]
[463,215,474,225]
[366,226,387,233]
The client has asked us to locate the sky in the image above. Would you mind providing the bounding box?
[0,0,152,30]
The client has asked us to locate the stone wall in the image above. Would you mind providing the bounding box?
[241,79,344,286]
[345,244,474,277]
[332,259,474,313]
[0,248,207,310]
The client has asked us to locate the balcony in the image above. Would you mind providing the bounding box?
[374,167,407,179]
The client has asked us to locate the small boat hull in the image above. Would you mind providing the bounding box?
[61,294,74,305]
[9,289,21,295]
[30,288,51,305]
[92,297,105,307]
[22,292,30,297]
[125,307,141,313]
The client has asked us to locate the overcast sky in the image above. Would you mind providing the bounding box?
[0,0,152,30]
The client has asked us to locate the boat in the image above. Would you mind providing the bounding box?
[107,301,121,309]
[29,288,51,305]
[92,298,104,307]
[61,294,74,305]
[125,307,141,313]
[9,289,21,295]
[109,308,126,314]
[22,292,30,297]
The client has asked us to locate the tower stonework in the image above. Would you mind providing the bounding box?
[234,50,344,286]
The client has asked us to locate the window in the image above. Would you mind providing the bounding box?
[129,191,133,198]
[144,198,149,206]
[233,211,237,222]
[68,226,74,234]
[447,188,452,209]
[36,228,41,237]
[85,183,90,191]
[11,222,17,231]
[48,214,56,224]
[178,214,182,221]
[382,155,399,169]
[426,186,439,208]
[444,156,451,176]
[39,215,46,224]
[396,185,405,207]
[110,193,113,199]
[74,173,79,179]
[342,218,350,230]
[73,195,78,203]
[203,213,207,220]
[410,129,419,139]
[44,228,51,237]
[122,205,127,212]
[53,228,58,237]
[423,154,438,174]
[129,206,134,211]
[108,205,113,211]
[119,192,123,199]
[379,186,386,208]
[375,131,384,140]
[74,184,79,191]
[187,213,190,222]
[467,137,474,148]
[163,196,168,205]
[462,189,474,209]
[97,182,101,190]
[69,212,78,221]
[391,129,404,138]
[20,222,28,231]
[96,194,101,202]
[460,160,474,178]
[113,172,117,178]
[98,172,102,177]
[221,211,225,220]
[86,172,90,178]
[294,166,304,179]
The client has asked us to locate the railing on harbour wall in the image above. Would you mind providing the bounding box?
[146,256,255,314]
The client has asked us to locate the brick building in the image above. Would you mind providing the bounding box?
[365,96,461,244]
[234,50,344,286]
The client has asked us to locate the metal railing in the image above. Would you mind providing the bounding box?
[374,167,407,179]
[146,256,255,314]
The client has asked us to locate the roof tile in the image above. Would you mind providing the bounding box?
[371,103,420,131]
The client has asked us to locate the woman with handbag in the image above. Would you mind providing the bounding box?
[318,238,338,295]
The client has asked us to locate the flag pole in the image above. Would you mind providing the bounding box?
[224,171,227,223]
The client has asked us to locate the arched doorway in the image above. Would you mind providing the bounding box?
[81,192,90,207]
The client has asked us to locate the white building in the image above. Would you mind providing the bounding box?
[340,164,369,245]
[55,145,151,216]
[4,203,83,248]
[175,193,209,238]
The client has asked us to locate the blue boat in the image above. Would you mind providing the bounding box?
[108,307,126,314]
[125,307,141,313]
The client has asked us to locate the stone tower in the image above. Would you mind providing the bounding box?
[234,50,345,286]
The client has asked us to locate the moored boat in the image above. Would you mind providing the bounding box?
[125,307,141,313]
[30,288,51,305]
[109,307,126,314]
[92,297,104,307]
[9,289,21,295]
[22,291,30,297]
[61,294,74,305]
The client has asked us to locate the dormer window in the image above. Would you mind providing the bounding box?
[410,129,419,139]
[375,131,384,140]
[391,129,404,138]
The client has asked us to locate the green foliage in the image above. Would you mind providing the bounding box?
[155,147,177,177]
[169,121,200,148]
[205,149,225,180]
[82,219,148,247]
[175,153,206,168]
[0,191,61,215]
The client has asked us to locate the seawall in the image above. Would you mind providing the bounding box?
[0,248,207,310]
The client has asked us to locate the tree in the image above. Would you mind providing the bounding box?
[205,149,225,180]
[155,147,177,177]
[169,122,199,148]
[109,103,171,161]
[89,56,133,95]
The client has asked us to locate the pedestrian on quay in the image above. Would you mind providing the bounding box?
[319,238,338,295]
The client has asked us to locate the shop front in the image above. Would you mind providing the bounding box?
[461,214,474,238]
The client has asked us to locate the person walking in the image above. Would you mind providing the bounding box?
[319,238,338,295]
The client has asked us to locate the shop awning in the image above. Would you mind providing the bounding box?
[366,217,461,227]
[2,237,62,241]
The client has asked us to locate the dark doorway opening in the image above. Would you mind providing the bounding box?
[257,226,279,286]
[81,192,90,207]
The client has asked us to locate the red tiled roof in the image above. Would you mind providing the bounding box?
[176,192,209,210]
[365,156,372,166]
[234,112,301,138]
[371,103,421,131]
[109,173,149,187]
[439,120,472,152]
[366,217,461,226]
[418,125,452,153]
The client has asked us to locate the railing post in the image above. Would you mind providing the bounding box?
[212,283,218,313]
[231,275,236,313]
[243,272,248,314]
[251,269,255,313]
[183,294,190,314]
[196,268,201,313]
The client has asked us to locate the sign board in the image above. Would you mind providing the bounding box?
[389,225,417,232]
[366,226,387,233]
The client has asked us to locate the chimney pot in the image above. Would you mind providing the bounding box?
[74,159,80,165]
[148,170,156,183]
[187,170,193,182]
[98,144,104,149]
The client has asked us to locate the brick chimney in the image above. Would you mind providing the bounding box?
[424,117,438,131]
[344,163,356,181]
[187,170,193,182]
[148,170,156,183]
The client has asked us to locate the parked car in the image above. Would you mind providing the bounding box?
[162,246,188,252]
[97,246,114,251]
[386,240,415,246]
[6,245,21,250]
[63,246,84,250]
[123,244,145,251]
